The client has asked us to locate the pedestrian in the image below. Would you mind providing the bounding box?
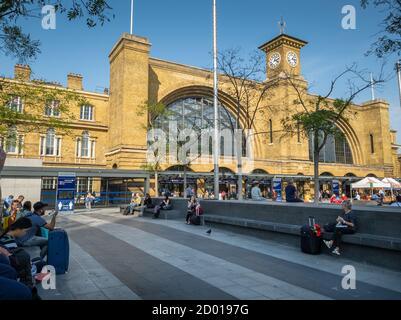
[285,180,303,203]
[85,192,94,211]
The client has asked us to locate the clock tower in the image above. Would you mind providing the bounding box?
[259,34,308,79]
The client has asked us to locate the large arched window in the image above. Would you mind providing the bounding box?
[309,132,353,165]
[154,97,244,157]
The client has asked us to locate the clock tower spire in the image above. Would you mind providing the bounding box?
[259,33,307,80]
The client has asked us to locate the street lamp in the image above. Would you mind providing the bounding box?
[213,0,220,199]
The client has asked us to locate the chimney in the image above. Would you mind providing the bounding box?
[67,73,83,90]
[14,64,31,81]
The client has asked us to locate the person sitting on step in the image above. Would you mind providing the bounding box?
[153,195,172,219]
[323,200,357,256]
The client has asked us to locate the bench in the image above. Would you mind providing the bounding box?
[203,214,401,251]
[203,213,401,270]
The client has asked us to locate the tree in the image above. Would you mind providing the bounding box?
[138,101,171,197]
[0,77,87,230]
[0,0,113,62]
[217,48,279,200]
[281,65,385,204]
[361,0,401,57]
[0,0,113,223]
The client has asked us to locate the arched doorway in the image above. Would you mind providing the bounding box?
[320,172,334,199]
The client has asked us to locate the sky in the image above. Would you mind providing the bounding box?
[0,0,400,145]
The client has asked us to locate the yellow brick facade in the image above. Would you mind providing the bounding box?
[2,33,401,180]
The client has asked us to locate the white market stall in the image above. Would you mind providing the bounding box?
[382,178,401,199]
[351,177,388,201]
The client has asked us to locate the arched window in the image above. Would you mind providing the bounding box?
[251,169,269,175]
[166,165,193,172]
[309,131,353,164]
[154,97,243,158]
[40,128,61,156]
[76,131,96,159]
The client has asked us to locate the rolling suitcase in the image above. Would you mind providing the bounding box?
[300,217,322,255]
[47,229,70,275]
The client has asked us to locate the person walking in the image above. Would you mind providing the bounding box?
[85,192,95,211]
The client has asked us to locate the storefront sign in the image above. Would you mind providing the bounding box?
[332,180,340,196]
[57,173,76,213]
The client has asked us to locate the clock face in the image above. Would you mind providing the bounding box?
[268,52,281,69]
[287,51,298,67]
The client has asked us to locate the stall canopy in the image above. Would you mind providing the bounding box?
[382,178,401,189]
[351,177,388,189]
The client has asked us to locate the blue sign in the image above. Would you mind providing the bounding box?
[57,173,76,213]
[273,178,282,202]
[332,180,340,197]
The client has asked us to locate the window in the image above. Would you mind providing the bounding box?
[80,105,94,121]
[42,178,57,190]
[40,128,61,156]
[370,134,375,154]
[77,177,93,193]
[9,96,23,113]
[154,97,243,158]
[309,131,353,165]
[297,121,301,143]
[81,131,89,157]
[269,119,273,143]
[76,131,96,159]
[0,127,23,155]
[45,100,60,117]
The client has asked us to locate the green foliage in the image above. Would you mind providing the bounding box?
[0,0,113,62]
[0,77,88,136]
[360,0,401,57]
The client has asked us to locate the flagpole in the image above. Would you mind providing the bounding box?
[213,0,220,200]
[370,73,375,101]
[130,0,134,35]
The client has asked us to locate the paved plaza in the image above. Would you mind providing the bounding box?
[37,208,401,300]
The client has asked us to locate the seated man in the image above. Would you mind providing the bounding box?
[323,200,357,256]
[128,193,142,215]
[251,183,264,201]
[391,195,401,207]
[17,202,58,259]
[285,180,304,203]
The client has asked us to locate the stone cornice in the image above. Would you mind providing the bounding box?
[149,57,212,78]
[0,77,109,99]
[259,34,308,52]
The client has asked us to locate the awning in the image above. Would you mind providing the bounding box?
[351,177,388,189]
